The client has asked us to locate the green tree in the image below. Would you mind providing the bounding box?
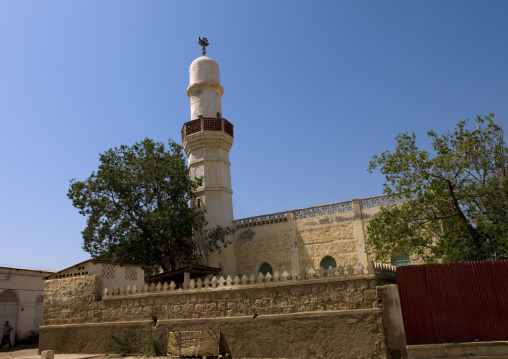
[68,138,233,272]
[367,114,508,263]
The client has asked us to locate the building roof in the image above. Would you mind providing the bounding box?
[148,265,222,284]
[52,259,149,274]
[0,266,56,275]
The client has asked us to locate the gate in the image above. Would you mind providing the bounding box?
[397,259,508,345]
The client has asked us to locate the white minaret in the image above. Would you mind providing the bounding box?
[182,38,236,275]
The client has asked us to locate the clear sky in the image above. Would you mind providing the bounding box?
[1,1,507,271]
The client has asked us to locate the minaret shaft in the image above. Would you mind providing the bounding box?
[182,54,236,275]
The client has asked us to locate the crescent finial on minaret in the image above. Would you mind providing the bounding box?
[198,37,209,56]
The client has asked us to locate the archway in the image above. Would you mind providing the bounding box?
[0,290,19,345]
[33,295,44,332]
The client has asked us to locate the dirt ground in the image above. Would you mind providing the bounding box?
[0,347,169,359]
[0,345,111,359]
[0,345,39,359]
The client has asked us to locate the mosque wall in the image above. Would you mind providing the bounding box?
[296,211,358,271]
[233,194,417,275]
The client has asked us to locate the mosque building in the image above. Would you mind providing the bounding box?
[181,39,417,277]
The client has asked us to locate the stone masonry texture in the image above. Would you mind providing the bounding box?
[41,274,393,358]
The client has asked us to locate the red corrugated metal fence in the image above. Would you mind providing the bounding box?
[397,259,508,345]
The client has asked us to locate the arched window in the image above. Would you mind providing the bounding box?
[259,262,273,276]
[391,254,411,267]
[0,290,17,303]
[320,256,337,276]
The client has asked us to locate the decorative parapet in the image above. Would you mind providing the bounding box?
[360,193,414,209]
[235,212,287,229]
[234,193,413,228]
[181,117,234,142]
[294,201,353,219]
[103,261,396,298]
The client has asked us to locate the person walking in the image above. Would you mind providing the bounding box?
[0,321,13,349]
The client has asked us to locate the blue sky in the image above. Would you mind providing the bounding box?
[1,1,507,271]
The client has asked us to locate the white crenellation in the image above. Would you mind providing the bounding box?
[211,276,218,288]
[336,265,344,277]
[103,261,396,297]
[256,272,264,283]
[273,271,280,282]
[265,272,272,282]
[281,270,290,281]
[357,263,365,275]
[366,261,375,275]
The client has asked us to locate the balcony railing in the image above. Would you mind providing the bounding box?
[181,117,234,142]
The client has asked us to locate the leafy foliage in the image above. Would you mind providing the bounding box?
[68,138,233,272]
[142,332,164,357]
[367,114,508,263]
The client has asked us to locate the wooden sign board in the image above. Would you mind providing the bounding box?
[167,330,220,358]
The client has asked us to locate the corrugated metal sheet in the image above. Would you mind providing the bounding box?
[397,259,508,345]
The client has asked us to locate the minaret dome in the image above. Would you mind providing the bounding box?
[187,56,224,120]
[189,56,221,86]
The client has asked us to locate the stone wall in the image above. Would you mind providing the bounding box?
[40,265,398,358]
[40,310,388,358]
[44,264,395,326]
[296,211,358,271]
[43,276,103,325]
[234,221,293,275]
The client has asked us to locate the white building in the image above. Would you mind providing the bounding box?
[46,259,146,291]
[0,266,55,345]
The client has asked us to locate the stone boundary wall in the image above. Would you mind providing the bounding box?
[41,263,400,358]
[40,309,389,358]
[43,262,395,327]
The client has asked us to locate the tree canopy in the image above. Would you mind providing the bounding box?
[68,138,232,272]
[367,114,508,263]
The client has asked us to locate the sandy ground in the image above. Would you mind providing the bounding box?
[0,346,113,359]
[0,347,172,359]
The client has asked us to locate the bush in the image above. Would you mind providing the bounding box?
[109,333,134,357]
[142,332,164,357]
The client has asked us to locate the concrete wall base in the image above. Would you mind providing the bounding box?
[40,309,388,359]
[407,341,508,358]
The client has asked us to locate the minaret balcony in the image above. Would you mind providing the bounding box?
[181,117,234,142]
